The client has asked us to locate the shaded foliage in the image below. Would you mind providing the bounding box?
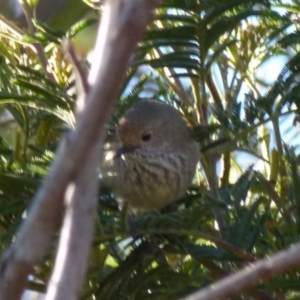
[1,0,300,299]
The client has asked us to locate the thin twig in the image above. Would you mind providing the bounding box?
[19,0,55,81]
[62,38,89,112]
[155,48,192,105]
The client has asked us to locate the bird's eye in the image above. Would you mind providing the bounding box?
[141,133,151,142]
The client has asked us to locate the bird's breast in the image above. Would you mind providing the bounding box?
[114,149,194,210]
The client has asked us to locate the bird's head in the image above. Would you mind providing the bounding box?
[117,100,191,153]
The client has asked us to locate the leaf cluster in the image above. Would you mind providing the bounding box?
[1,0,300,299]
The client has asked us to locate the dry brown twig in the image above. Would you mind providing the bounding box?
[0,0,162,299]
[19,0,55,81]
[181,240,300,300]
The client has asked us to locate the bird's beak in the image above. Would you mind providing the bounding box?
[114,146,137,158]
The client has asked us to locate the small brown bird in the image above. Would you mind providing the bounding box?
[102,100,199,211]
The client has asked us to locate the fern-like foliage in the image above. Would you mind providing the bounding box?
[1,0,300,299]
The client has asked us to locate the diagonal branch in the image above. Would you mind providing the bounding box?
[181,241,300,300]
[0,1,162,299]
[45,141,102,300]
